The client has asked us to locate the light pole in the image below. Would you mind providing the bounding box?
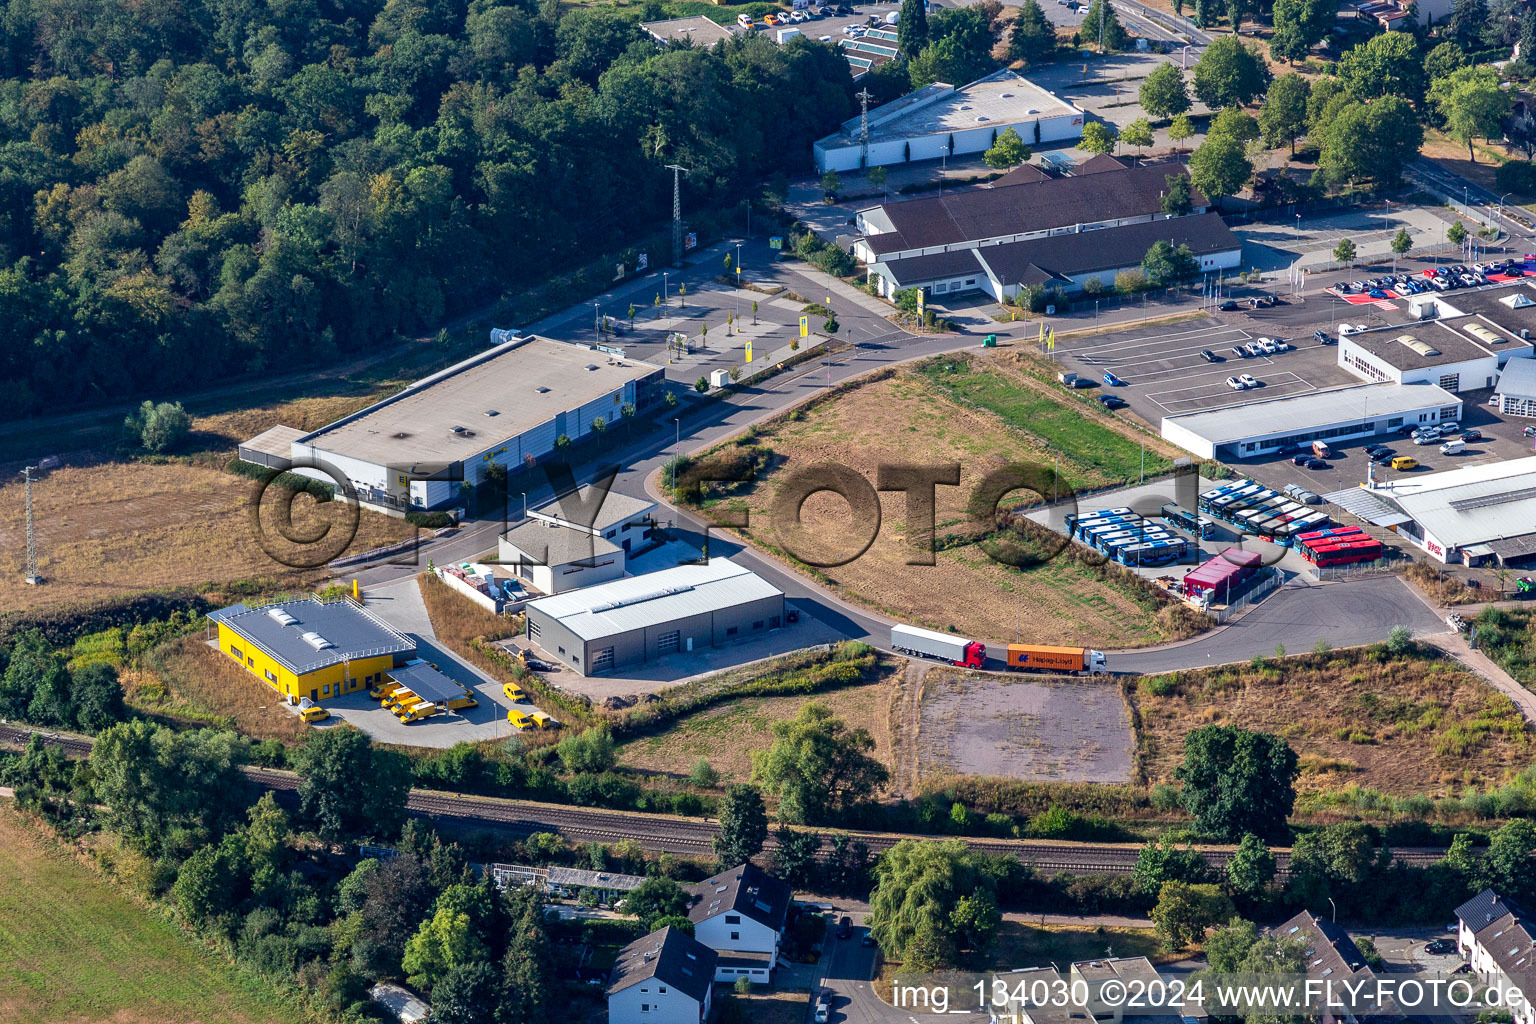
[663,271,670,308]
[1328,897,1337,923]
[520,492,527,519]
[594,301,601,340]
[672,418,680,491]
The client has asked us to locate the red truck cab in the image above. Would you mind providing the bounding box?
[959,641,986,668]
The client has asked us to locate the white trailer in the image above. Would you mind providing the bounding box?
[890,624,985,667]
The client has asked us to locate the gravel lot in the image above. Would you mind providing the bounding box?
[919,668,1133,783]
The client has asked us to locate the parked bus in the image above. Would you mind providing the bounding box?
[1160,502,1217,539]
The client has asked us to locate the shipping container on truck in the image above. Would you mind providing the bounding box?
[890,624,986,668]
[1006,643,1108,675]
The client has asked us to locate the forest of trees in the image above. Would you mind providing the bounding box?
[0,0,857,419]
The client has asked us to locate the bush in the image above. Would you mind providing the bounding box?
[1495,160,1536,194]
[1115,269,1149,294]
[124,400,190,452]
[405,511,455,529]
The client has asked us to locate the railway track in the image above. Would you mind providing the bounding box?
[0,723,1452,876]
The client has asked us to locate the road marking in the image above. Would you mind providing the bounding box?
[1146,370,1317,413]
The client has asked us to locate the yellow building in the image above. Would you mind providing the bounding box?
[209,597,416,705]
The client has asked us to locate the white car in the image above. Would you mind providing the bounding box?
[1255,338,1277,354]
[1238,373,1259,388]
[1226,376,1247,390]
[791,9,809,20]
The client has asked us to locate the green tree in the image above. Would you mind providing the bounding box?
[430,963,503,1024]
[403,907,487,993]
[714,784,769,866]
[1082,0,1127,50]
[337,858,383,914]
[772,826,822,888]
[1431,65,1511,161]
[1175,725,1299,841]
[1008,0,1057,65]
[91,720,250,854]
[1448,0,1488,48]
[820,170,842,196]
[751,703,890,824]
[867,839,1001,966]
[123,399,191,452]
[1141,62,1192,119]
[1204,916,1260,970]
[1188,133,1253,202]
[294,726,410,843]
[623,877,690,930]
[1226,833,1277,898]
[556,726,617,773]
[689,758,719,788]
[867,165,888,198]
[1333,237,1358,267]
[1260,73,1311,154]
[899,0,930,58]
[1122,117,1154,158]
[1193,36,1271,109]
[1209,106,1261,145]
[1482,819,1536,899]
[1317,96,1423,186]
[1270,0,1334,63]
[1425,40,1469,88]
[1338,31,1424,102]
[1142,240,1199,285]
[172,834,247,925]
[1133,835,1210,895]
[1288,822,1378,906]
[1446,222,1468,249]
[984,127,1032,168]
[500,887,555,1024]
[1080,121,1119,155]
[1162,173,1195,216]
[1391,227,1413,265]
[1,736,78,822]
[1168,113,1196,154]
[1151,881,1234,951]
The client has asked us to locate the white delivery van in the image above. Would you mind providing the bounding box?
[1440,439,1466,455]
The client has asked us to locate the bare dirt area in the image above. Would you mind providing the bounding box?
[616,676,899,784]
[917,667,1135,784]
[1133,648,1532,798]
[689,363,1189,648]
[0,460,414,614]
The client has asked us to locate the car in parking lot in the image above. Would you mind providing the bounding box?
[815,997,830,1024]
[1441,421,1460,433]
[1391,456,1419,470]
[1365,445,1394,461]
[1314,329,1333,345]
[1255,338,1277,354]
[1426,939,1457,956]
[1336,281,1355,293]
[1368,289,1389,299]
[1226,376,1247,390]
[1304,457,1329,470]
[1103,371,1125,386]
[1462,428,1483,442]
[837,916,853,940]
[1526,425,1536,438]
[1238,373,1259,388]
[1219,300,1239,311]
[1097,394,1126,409]
[1413,432,1440,445]
[1349,281,1367,292]
[1230,345,1248,357]
[1291,454,1312,466]
[1200,348,1219,362]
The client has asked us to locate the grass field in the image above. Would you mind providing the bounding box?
[1132,648,1532,797]
[0,806,318,1024]
[1473,606,1536,689]
[616,669,899,783]
[676,353,1193,647]
[0,456,415,616]
[131,634,312,745]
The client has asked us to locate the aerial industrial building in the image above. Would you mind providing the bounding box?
[241,336,666,515]
[1159,382,1463,461]
[209,597,415,705]
[524,558,785,675]
[814,70,1084,173]
[853,155,1240,300]
[1337,293,1534,394]
[1328,457,1536,567]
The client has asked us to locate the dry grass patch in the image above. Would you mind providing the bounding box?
[419,572,521,647]
[1132,648,1531,797]
[616,673,899,784]
[0,806,316,1024]
[133,634,311,744]
[0,460,414,614]
[675,358,1193,648]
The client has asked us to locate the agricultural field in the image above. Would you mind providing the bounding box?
[616,668,900,784]
[917,668,1134,784]
[1132,648,1532,798]
[676,352,1194,648]
[0,806,316,1024]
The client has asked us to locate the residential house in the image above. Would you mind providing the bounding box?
[688,862,792,983]
[607,926,717,1024]
[1457,889,1536,1024]
[1269,910,1377,1024]
[1070,958,1164,1024]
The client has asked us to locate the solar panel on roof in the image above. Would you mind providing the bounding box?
[1449,485,1536,512]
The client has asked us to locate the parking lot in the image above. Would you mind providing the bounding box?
[1054,316,1362,421]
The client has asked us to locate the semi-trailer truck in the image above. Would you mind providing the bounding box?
[891,624,986,668]
[1005,644,1109,675]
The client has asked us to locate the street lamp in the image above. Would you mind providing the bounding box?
[663,271,670,308]
[672,418,681,491]
[520,491,527,519]
[594,301,601,339]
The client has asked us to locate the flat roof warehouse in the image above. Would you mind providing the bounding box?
[297,336,662,467]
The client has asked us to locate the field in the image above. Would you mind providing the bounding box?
[0,456,415,616]
[679,351,1194,648]
[1473,607,1536,689]
[0,806,317,1024]
[615,668,899,783]
[917,668,1134,784]
[1132,648,1532,797]
[132,634,311,744]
